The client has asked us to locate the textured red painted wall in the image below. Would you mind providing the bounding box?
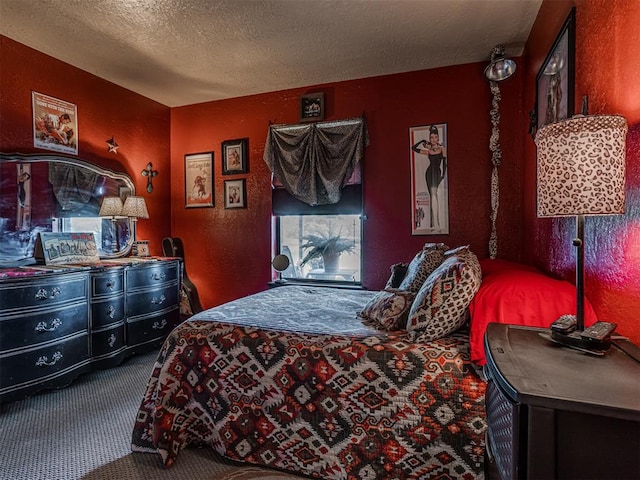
[523,0,640,343]
[171,65,525,308]
[0,36,172,254]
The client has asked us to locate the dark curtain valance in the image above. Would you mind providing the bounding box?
[264,116,368,206]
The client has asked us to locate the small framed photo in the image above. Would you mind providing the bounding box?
[224,179,246,209]
[222,138,248,175]
[184,152,214,208]
[299,92,324,123]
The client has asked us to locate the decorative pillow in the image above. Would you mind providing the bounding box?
[384,262,409,289]
[398,243,449,292]
[468,262,598,365]
[357,289,416,331]
[407,251,482,341]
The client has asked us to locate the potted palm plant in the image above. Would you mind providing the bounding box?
[300,230,355,273]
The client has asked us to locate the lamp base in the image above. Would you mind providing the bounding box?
[132,240,150,257]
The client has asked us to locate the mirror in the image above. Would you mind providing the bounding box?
[0,152,135,264]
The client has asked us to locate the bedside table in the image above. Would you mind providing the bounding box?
[484,323,640,480]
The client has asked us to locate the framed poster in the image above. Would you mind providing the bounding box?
[222,138,248,175]
[536,8,575,130]
[184,152,214,208]
[409,123,449,235]
[32,92,78,155]
[299,92,325,122]
[224,179,246,209]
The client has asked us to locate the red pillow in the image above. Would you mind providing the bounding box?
[469,263,598,365]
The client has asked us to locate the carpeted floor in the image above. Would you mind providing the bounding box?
[0,351,306,480]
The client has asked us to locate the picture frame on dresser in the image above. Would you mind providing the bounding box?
[535,7,575,130]
[184,152,214,208]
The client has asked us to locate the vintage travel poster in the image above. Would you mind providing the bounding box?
[409,123,449,235]
[32,92,78,155]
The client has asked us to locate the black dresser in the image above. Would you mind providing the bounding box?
[484,323,640,480]
[0,258,181,403]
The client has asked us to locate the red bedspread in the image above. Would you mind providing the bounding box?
[131,286,486,479]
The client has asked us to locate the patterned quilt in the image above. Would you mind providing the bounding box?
[131,286,486,479]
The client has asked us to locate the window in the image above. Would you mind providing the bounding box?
[277,214,362,283]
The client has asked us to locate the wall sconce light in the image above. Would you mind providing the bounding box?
[122,196,150,256]
[98,196,123,253]
[485,44,516,259]
[484,44,517,82]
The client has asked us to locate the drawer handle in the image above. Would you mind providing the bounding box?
[34,318,62,333]
[107,305,116,319]
[108,334,117,347]
[151,294,166,305]
[35,287,61,300]
[35,351,63,367]
[151,272,166,281]
[152,319,167,330]
[106,279,116,290]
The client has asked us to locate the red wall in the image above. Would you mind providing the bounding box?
[170,64,524,308]
[523,0,640,343]
[0,36,172,253]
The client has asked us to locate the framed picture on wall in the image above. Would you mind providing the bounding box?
[299,92,325,122]
[536,8,575,130]
[222,138,248,175]
[32,91,78,155]
[409,123,449,235]
[184,152,214,208]
[224,179,246,209]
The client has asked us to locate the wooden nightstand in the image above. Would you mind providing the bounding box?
[484,323,640,480]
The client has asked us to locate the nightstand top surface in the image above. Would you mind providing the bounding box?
[485,323,640,420]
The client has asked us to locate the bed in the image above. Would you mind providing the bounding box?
[131,246,593,479]
[131,245,487,479]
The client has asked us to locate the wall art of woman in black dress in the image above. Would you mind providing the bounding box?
[412,126,447,230]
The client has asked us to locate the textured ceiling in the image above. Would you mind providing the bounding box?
[0,0,542,107]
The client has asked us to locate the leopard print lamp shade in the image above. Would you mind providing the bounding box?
[535,115,627,217]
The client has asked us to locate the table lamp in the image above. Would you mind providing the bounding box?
[535,111,627,332]
[122,196,150,256]
[98,196,123,253]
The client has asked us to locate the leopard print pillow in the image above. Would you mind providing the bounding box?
[398,243,449,292]
[406,250,482,341]
[357,289,416,331]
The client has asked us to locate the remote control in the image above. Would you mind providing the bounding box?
[550,315,577,335]
[580,321,617,344]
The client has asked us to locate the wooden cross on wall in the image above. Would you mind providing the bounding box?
[141,162,158,193]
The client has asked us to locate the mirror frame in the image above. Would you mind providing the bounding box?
[1,152,136,261]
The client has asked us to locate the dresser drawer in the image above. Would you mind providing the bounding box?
[0,274,87,313]
[126,262,179,289]
[127,285,179,318]
[91,269,124,297]
[91,324,125,357]
[0,302,88,352]
[127,308,178,346]
[91,296,125,328]
[0,333,90,390]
